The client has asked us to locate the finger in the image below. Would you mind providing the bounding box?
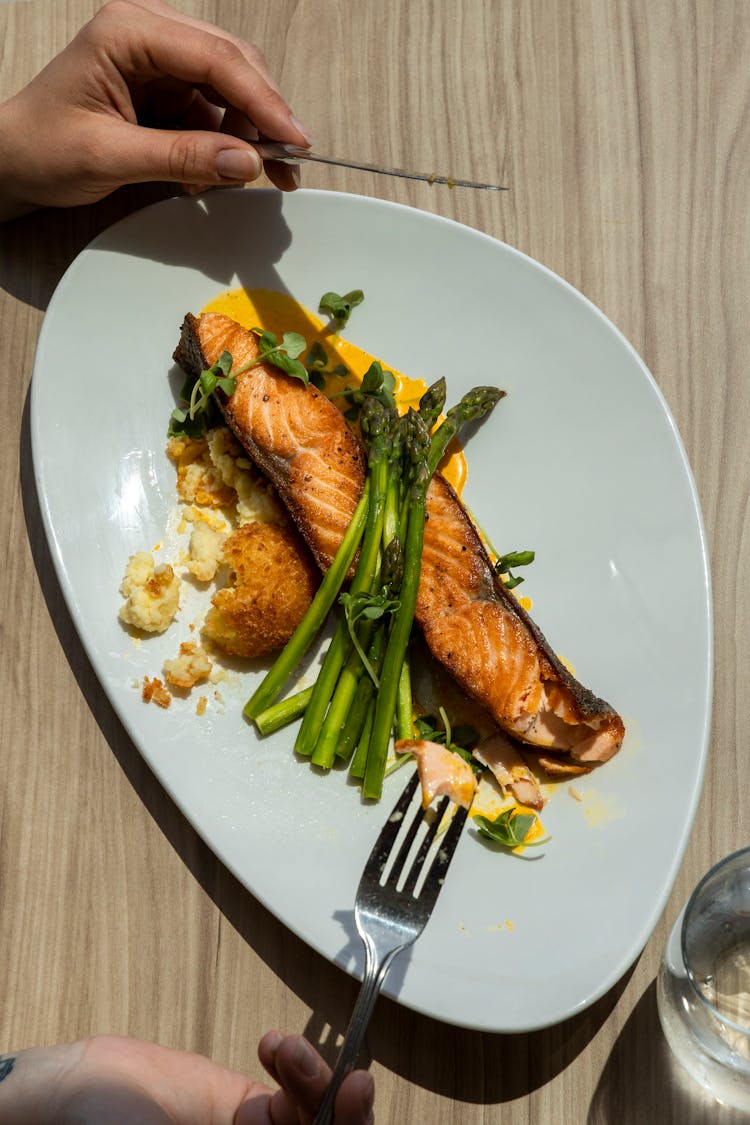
[257,1030,284,1087]
[92,119,263,188]
[234,1088,274,1125]
[259,1035,374,1125]
[273,1036,330,1109]
[333,1071,375,1125]
[103,3,307,145]
[264,160,301,192]
[220,107,301,191]
[273,1039,374,1125]
[125,0,284,94]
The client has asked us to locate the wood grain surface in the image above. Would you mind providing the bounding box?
[1,1,749,1121]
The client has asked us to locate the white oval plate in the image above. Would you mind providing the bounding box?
[30,189,711,1032]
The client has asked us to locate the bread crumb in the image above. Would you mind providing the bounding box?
[196,695,208,716]
[568,786,584,802]
[142,675,171,708]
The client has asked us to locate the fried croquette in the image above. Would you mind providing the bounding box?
[202,523,319,658]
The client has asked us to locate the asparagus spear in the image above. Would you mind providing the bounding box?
[428,385,505,475]
[362,410,431,799]
[315,536,403,767]
[254,686,313,736]
[298,398,395,760]
[243,482,370,722]
[418,376,447,431]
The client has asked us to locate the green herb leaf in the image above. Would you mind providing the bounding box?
[239,328,309,385]
[413,715,478,752]
[339,589,400,686]
[168,350,236,437]
[329,360,397,421]
[319,289,364,327]
[495,549,536,590]
[306,341,328,370]
[474,808,550,851]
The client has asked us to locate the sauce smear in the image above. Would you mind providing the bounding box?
[202,287,467,495]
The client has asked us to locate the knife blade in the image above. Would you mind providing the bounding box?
[251,141,507,192]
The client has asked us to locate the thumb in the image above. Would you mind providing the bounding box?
[98,120,262,189]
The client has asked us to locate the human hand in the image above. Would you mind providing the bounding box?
[0,0,310,220]
[0,1032,374,1124]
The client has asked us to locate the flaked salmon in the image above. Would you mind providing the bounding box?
[174,313,625,792]
[395,739,478,810]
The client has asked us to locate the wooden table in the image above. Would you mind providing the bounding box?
[1,1,748,1121]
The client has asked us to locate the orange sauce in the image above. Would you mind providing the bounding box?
[201,287,467,494]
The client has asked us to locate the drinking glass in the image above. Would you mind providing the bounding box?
[657,846,750,1110]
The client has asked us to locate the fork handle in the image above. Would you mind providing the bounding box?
[312,936,407,1125]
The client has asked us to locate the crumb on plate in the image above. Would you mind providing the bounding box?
[142,675,171,708]
[163,641,212,689]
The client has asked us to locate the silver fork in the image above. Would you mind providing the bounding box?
[312,769,471,1125]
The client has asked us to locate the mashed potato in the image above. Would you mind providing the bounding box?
[119,553,181,633]
[166,434,235,508]
[206,427,284,525]
[163,641,212,689]
[187,519,227,582]
[202,523,319,658]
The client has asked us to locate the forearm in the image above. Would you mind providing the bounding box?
[0,1044,77,1123]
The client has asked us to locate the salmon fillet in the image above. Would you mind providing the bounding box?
[174,313,625,774]
[174,313,366,572]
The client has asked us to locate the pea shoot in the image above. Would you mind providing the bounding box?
[474,808,551,851]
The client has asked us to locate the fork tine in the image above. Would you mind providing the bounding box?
[400,794,450,895]
[411,802,470,909]
[383,788,440,888]
[358,770,420,886]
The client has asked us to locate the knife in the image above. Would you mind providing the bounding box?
[251,141,508,192]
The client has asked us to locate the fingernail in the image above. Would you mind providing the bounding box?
[265,1030,283,1052]
[294,1037,320,1078]
[216,147,261,182]
[289,163,301,189]
[290,115,314,145]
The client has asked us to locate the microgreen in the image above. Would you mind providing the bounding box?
[333,360,397,421]
[230,328,309,385]
[495,549,536,590]
[168,350,235,438]
[339,589,400,686]
[474,808,550,851]
[319,289,364,327]
[413,713,479,757]
[304,341,348,389]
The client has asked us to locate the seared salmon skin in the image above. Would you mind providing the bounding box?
[174,313,625,776]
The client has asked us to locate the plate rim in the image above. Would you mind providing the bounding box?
[28,188,714,1033]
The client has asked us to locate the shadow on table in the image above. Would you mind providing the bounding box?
[0,184,179,311]
[588,980,748,1125]
[0,182,294,314]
